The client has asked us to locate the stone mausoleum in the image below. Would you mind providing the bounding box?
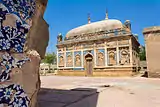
[57,13,140,76]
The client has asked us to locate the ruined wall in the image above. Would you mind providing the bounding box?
[0,0,49,107]
[143,26,160,78]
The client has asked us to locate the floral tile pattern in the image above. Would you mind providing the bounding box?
[0,0,36,106]
[0,84,30,107]
[0,52,30,82]
[0,4,30,53]
[0,0,36,21]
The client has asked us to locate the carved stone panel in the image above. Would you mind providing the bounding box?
[118,40,129,45]
[58,53,64,67]
[74,51,81,67]
[96,42,105,48]
[74,44,81,50]
[96,49,105,66]
[75,54,81,67]
[106,41,117,47]
[108,48,117,66]
[66,46,73,51]
[82,43,94,49]
[119,47,130,65]
[66,52,73,67]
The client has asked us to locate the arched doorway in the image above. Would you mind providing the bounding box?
[85,53,93,76]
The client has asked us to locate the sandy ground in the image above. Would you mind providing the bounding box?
[38,76,160,107]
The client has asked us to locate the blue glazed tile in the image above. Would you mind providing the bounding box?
[0,53,30,82]
[0,0,36,106]
[0,84,30,106]
[0,4,30,53]
[1,0,36,21]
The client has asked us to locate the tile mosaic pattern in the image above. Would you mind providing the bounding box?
[0,0,36,106]
[0,84,30,107]
[0,4,30,53]
[0,52,30,82]
[0,0,36,21]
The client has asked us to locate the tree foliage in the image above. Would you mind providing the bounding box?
[42,52,57,64]
[139,47,146,61]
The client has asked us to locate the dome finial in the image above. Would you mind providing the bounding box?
[88,13,91,24]
[105,9,109,20]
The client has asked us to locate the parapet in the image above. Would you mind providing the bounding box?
[143,26,160,34]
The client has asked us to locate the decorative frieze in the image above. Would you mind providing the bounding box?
[74,44,81,50]
[66,28,125,41]
[106,41,117,47]
[96,42,105,48]
[82,43,94,49]
[66,46,73,51]
[118,40,129,45]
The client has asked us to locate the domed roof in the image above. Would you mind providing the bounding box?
[66,19,123,38]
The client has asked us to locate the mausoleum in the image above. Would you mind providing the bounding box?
[57,12,140,76]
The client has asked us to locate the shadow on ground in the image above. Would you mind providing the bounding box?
[38,88,99,107]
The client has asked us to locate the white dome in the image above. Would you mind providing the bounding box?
[66,19,123,38]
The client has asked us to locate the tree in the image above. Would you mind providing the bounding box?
[42,52,57,64]
[139,46,146,61]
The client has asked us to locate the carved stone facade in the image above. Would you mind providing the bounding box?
[143,26,160,78]
[57,15,140,76]
[97,50,105,66]
[75,54,81,67]
[119,47,130,65]
[108,48,117,66]
[0,0,49,107]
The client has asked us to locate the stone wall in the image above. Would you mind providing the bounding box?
[0,0,49,107]
[143,26,160,78]
[58,67,136,77]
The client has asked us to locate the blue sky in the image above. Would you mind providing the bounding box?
[44,0,160,53]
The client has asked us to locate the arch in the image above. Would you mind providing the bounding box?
[85,53,93,76]
[85,52,93,59]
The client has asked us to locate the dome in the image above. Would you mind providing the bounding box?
[66,19,123,38]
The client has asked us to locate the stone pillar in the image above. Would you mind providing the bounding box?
[116,41,120,65]
[105,42,108,66]
[129,38,133,66]
[94,44,97,67]
[81,50,84,68]
[116,47,120,65]
[143,26,160,78]
[0,0,49,107]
